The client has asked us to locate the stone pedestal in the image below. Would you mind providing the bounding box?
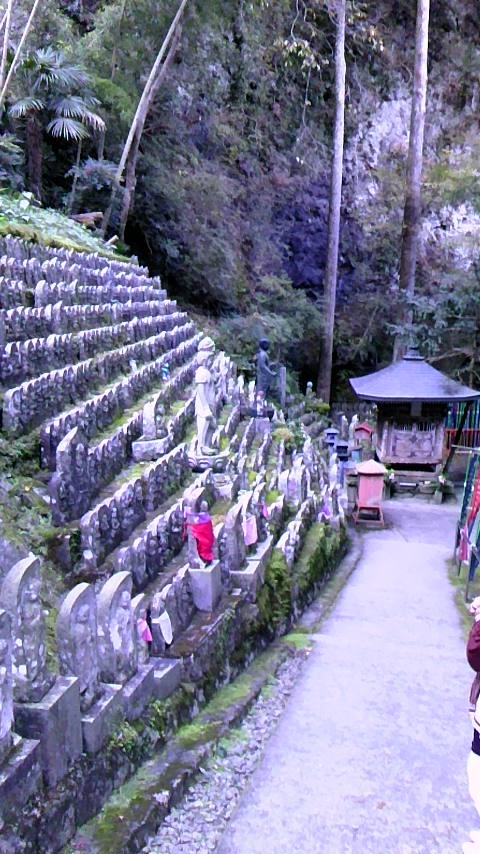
[211,472,240,501]
[187,449,229,474]
[153,659,182,700]
[189,560,222,611]
[254,417,272,437]
[0,734,42,819]
[132,436,170,462]
[121,664,155,720]
[229,535,273,601]
[81,683,123,754]
[13,676,82,788]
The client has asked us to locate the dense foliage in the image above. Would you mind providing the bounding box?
[1,0,480,393]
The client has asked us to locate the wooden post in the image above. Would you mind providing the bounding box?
[442,400,472,475]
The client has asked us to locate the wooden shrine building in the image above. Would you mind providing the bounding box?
[350,347,480,474]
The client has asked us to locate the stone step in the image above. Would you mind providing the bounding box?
[153,658,182,700]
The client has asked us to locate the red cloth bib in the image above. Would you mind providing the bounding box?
[189,519,215,562]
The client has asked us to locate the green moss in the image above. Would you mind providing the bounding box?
[293,522,346,606]
[177,720,219,749]
[280,632,314,650]
[449,558,476,638]
[203,672,257,715]
[256,550,292,636]
[107,721,148,763]
[0,191,126,258]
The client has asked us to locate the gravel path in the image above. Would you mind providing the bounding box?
[144,655,305,854]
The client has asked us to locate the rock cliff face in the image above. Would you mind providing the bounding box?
[60,0,480,383]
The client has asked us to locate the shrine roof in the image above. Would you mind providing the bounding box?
[350,348,480,403]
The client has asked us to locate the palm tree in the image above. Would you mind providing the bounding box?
[8,47,105,200]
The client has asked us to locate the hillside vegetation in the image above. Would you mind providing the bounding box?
[2,0,480,393]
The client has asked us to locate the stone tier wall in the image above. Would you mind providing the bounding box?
[0,310,188,388]
[0,298,175,342]
[3,322,196,435]
[39,334,200,468]
[34,279,167,307]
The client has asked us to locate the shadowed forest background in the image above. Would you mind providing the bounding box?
[2,0,480,395]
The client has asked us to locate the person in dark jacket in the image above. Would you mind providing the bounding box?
[464,598,480,852]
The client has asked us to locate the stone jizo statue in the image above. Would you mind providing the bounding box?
[57,582,101,712]
[185,499,215,567]
[0,609,13,762]
[0,555,54,702]
[256,338,276,399]
[194,336,217,455]
[97,571,137,685]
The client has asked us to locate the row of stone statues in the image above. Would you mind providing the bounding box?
[0,554,177,796]
[0,309,184,387]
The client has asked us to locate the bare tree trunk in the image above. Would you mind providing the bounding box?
[111,0,128,81]
[0,0,42,113]
[97,128,105,161]
[0,0,14,94]
[117,25,182,240]
[102,0,188,237]
[316,0,346,403]
[395,0,430,359]
[26,113,43,201]
[67,138,83,214]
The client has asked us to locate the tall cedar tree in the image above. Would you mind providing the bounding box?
[316,0,346,403]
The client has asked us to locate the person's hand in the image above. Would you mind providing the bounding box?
[469,596,480,618]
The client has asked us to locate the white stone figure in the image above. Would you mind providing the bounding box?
[0,610,13,762]
[349,413,359,441]
[0,555,54,702]
[329,452,339,488]
[97,572,137,685]
[57,583,101,712]
[194,337,217,455]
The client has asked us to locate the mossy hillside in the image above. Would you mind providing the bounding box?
[0,191,127,258]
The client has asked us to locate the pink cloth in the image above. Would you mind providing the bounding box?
[242,514,258,546]
[459,524,471,562]
[137,618,153,643]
